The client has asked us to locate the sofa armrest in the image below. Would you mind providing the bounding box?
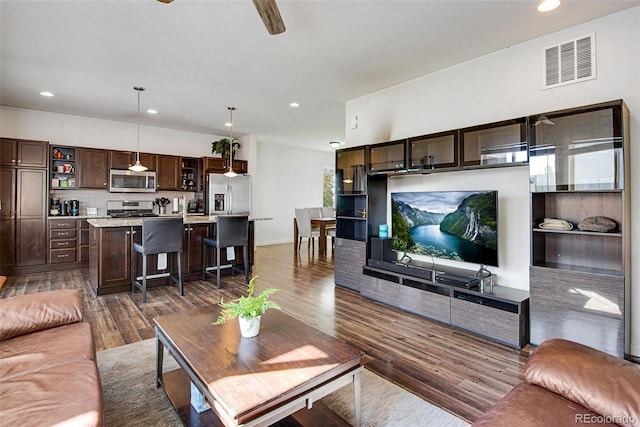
[0,289,84,340]
[525,339,640,427]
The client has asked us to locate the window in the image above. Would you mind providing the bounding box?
[323,167,335,208]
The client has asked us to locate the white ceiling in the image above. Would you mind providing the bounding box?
[1,1,638,152]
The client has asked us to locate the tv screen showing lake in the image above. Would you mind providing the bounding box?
[391,191,498,266]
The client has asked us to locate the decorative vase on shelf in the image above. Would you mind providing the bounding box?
[239,315,261,338]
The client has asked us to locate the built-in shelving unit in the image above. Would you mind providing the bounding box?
[51,146,76,189]
[362,261,529,348]
[528,99,630,359]
[460,117,528,167]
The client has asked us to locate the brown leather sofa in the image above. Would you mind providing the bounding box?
[473,339,640,427]
[0,289,105,426]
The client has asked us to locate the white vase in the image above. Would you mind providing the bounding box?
[238,315,261,338]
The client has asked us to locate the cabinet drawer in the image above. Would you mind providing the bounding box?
[50,229,77,239]
[50,239,77,249]
[49,219,76,229]
[50,248,77,263]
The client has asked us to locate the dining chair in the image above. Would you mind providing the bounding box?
[202,215,250,289]
[321,207,336,217]
[306,207,323,219]
[295,208,320,252]
[132,217,184,303]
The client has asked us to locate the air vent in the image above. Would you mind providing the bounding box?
[543,33,596,89]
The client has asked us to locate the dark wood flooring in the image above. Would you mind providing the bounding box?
[1,243,532,424]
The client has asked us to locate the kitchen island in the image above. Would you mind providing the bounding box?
[87,216,254,296]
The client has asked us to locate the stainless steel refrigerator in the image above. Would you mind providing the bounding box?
[206,174,251,215]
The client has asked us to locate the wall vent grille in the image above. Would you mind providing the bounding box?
[543,33,596,89]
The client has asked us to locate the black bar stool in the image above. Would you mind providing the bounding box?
[132,217,184,303]
[202,215,249,288]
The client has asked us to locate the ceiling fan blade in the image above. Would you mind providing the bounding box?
[252,0,286,35]
[156,0,175,3]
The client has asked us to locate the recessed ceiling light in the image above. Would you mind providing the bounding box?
[289,102,300,108]
[40,91,54,97]
[329,141,343,148]
[146,109,158,114]
[537,0,560,12]
[225,122,233,127]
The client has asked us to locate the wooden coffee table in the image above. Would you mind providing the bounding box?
[154,307,364,427]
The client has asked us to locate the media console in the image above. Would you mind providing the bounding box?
[362,260,530,348]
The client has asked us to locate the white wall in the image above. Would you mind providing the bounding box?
[250,138,333,245]
[0,106,334,246]
[345,7,640,356]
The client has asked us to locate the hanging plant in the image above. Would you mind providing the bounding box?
[211,138,240,158]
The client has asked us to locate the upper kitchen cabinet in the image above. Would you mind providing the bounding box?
[529,100,626,192]
[336,147,367,194]
[1,138,48,168]
[460,118,528,168]
[203,157,248,175]
[78,148,109,189]
[109,150,156,171]
[204,157,226,172]
[156,154,181,191]
[408,130,458,172]
[369,140,406,174]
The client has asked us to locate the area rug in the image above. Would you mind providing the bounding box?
[97,339,469,427]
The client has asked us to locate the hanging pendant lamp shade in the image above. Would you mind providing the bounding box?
[343,150,353,184]
[224,106,238,178]
[129,86,148,172]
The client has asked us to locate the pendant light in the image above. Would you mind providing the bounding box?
[129,86,148,172]
[224,106,237,178]
[343,150,353,184]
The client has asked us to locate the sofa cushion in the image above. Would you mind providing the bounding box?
[0,359,104,427]
[0,322,96,380]
[472,383,617,427]
[525,339,640,427]
[0,289,83,340]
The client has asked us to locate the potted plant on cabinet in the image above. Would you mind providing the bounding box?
[211,138,240,159]
[212,276,280,338]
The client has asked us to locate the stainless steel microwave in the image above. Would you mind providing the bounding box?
[109,169,157,193]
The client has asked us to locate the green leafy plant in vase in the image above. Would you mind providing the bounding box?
[211,137,240,159]
[213,276,280,337]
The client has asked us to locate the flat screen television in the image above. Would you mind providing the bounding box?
[391,190,498,267]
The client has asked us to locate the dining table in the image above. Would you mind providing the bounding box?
[293,216,336,255]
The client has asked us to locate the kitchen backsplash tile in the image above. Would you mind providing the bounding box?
[50,189,199,216]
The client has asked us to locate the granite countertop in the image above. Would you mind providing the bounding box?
[87,215,272,227]
[49,215,110,220]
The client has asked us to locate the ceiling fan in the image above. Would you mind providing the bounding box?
[156,0,286,35]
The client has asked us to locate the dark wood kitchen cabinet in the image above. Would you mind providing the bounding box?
[203,157,248,174]
[78,147,109,189]
[1,138,48,168]
[89,225,137,295]
[15,168,48,269]
[1,138,48,276]
[157,154,181,190]
[0,168,16,274]
[48,218,77,264]
[89,224,172,295]
[183,223,209,276]
[109,150,156,171]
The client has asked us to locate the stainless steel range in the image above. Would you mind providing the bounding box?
[106,200,158,218]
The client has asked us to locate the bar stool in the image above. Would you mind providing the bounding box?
[202,215,250,288]
[131,217,184,303]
